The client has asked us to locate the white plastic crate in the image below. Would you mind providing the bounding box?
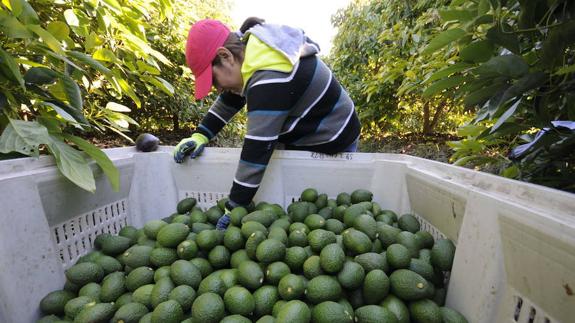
[0,147,574,323]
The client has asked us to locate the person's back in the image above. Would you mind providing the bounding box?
[174,18,360,227]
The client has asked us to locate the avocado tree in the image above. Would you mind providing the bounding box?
[421,0,575,191]
[128,0,234,132]
[0,0,232,192]
[329,0,467,137]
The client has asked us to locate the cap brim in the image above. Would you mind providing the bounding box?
[194,65,213,100]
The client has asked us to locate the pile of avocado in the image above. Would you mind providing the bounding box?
[37,188,468,323]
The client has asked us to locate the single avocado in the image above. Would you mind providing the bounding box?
[135,133,159,152]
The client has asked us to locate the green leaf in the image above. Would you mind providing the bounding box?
[42,50,84,72]
[39,101,78,124]
[149,49,172,66]
[105,102,130,112]
[475,55,529,79]
[46,136,96,192]
[439,9,476,22]
[102,123,135,143]
[0,119,47,156]
[9,0,39,24]
[489,0,499,10]
[460,40,494,63]
[105,111,132,128]
[422,28,467,56]
[453,155,481,166]
[46,21,70,41]
[0,92,7,112]
[137,61,160,75]
[65,134,120,192]
[518,0,544,29]
[144,75,174,95]
[486,25,520,54]
[60,74,82,111]
[449,0,467,7]
[555,64,575,75]
[113,74,141,107]
[457,124,487,137]
[540,21,575,69]
[464,82,508,106]
[102,0,122,13]
[85,0,100,8]
[63,9,79,27]
[0,12,33,38]
[84,32,104,52]
[0,48,25,90]
[24,67,58,85]
[478,0,491,15]
[121,30,150,55]
[67,51,112,76]
[46,99,88,125]
[566,94,575,120]
[466,14,494,29]
[423,75,469,98]
[501,165,520,178]
[27,24,63,54]
[93,48,117,63]
[498,72,547,104]
[14,58,46,67]
[425,62,473,84]
[488,122,528,138]
[491,99,521,133]
[158,0,173,20]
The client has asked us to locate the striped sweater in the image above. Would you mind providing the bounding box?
[195,24,360,206]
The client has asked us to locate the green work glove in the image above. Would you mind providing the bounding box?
[173,133,209,163]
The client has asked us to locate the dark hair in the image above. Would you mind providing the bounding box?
[240,17,265,33]
[212,17,265,66]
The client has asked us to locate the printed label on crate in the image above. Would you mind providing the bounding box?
[310,152,354,160]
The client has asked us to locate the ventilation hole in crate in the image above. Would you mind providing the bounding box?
[71,221,77,237]
[544,318,551,323]
[54,228,61,244]
[514,297,523,321]
[51,199,129,269]
[413,213,446,241]
[528,307,536,323]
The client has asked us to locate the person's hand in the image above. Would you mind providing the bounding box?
[216,200,239,231]
[216,210,231,231]
[173,133,209,163]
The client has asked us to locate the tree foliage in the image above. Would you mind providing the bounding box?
[0,0,232,192]
[332,0,574,192]
[329,0,469,138]
[421,0,575,192]
[129,0,233,132]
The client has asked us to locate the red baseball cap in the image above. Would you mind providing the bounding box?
[185,19,230,99]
